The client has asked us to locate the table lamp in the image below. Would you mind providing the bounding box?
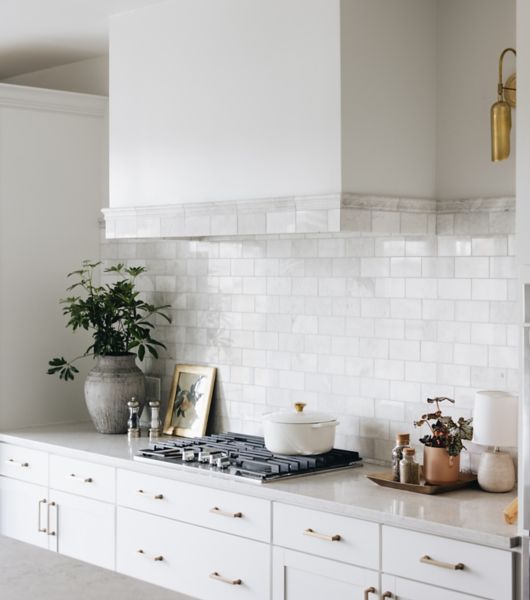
[473,391,518,492]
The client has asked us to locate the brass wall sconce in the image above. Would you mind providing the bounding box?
[491,47,516,162]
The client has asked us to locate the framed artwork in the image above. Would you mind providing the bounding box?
[163,364,216,437]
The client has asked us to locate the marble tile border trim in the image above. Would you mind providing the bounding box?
[102,194,515,239]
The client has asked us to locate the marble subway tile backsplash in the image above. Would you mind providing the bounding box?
[101,216,518,467]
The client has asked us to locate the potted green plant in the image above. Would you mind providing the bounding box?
[414,397,473,485]
[47,261,171,434]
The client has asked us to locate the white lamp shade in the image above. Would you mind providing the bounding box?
[473,390,518,448]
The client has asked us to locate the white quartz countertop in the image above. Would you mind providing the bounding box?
[0,422,519,550]
[0,535,193,600]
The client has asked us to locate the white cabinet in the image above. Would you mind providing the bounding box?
[0,477,49,548]
[381,575,481,600]
[48,490,115,570]
[382,526,513,600]
[0,443,116,570]
[117,506,270,600]
[273,547,379,600]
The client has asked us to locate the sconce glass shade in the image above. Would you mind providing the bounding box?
[491,99,512,162]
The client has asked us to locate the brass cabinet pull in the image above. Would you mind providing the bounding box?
[304,528,341,542]
[210,506,243,518]
[37,499,47,533]
[137,549,164,561]
[420,554,465,570]
[363,586,376,599]
[47,502,56,536]
[209,571,242,585]
[7,458,29,467]
[137,489,164,500]
[382,593,393,599]
[69,473,93,483]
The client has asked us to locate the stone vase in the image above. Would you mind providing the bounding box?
[423,446,461,485]
[84,354,145,434]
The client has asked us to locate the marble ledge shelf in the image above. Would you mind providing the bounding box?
[102,194,515,240]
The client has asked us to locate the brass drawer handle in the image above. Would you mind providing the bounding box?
[47,501,56,536]
[137,549,164,561]
[69,473,93,483]
[382,593,393,599]
[363,586,376,599]
[420,555,465,570]
[38,499,47,533]
[304,528,341,542]
[209,571,242,585]
[7,458,29,467]
[210,506,243,518]
[137,489,164,500]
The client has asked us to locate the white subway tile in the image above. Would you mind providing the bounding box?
[361,257,390,277]
[390,257,422,277]
[375,278,405,298]
[318,355,346,375]
[472,279,507,301]
[374,318,405,340]
[437,236,471,256]
[421,341,454,363]
[422,257,454,278]
[391,298,422,319]
[406,278,437,299]
[405,237,436,257]
[436,321,470,343]
[488,346,519,369]
[374,359,405,380]
[454,343,488,366]
[472,236,507,256]
[375,237,405,257]
[455,257,489,278]
[361,298,391,318]
[318,278,346,297]
[390,380,421,403]
[455,301,490,323]
[318,238,346,257]
[292,315,319,334]
[389,340,420,361]
[437,363,470,386]
[405,362,437,383]
[372,211,400,233]
[437,279,471,300]
[422,299,454,321]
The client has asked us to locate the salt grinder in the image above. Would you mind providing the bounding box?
[149,399,161,439]
[127,397,140,438]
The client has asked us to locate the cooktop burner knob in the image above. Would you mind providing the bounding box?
[181,449,196,462]
[216,457,231,469]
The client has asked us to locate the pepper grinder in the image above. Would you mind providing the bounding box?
[149,399,161,439]
[127,397,141,438]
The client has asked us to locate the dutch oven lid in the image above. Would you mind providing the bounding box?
[263,403,336,425]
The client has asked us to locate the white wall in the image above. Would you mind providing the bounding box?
[0,86,107,429]
[109,0,342,207]
[516,0,530,264]
[436,0,516,200]
[341,0,437,199]
[3,56,109,96]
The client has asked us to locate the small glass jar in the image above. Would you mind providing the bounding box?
[392,433,410,481]
[400,447,420,485]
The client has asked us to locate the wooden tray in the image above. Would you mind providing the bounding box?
[366,471,478,495]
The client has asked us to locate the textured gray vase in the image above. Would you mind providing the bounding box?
[84,354,145,434]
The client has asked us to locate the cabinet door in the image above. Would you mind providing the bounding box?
[49,489,115,570]
[0,476,49,548]
[381,575,482,600]
[273,547,379,600]
[117,506,270,600]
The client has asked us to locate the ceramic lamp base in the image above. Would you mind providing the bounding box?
[477,449,515,493]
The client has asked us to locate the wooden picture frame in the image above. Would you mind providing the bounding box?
[163,364,216,437]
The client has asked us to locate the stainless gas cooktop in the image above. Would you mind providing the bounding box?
[134,432,362,483]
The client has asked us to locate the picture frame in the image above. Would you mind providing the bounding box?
[163,364,216,437]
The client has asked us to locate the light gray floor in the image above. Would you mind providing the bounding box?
[0,535,195,600]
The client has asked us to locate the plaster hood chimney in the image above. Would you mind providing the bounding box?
[104,0,437,239]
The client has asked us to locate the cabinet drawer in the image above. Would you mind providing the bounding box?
[117,507,270,600]
[273,502,379,569]
[50,455,115,503]
[0,443,48,485]
[117,468,270,542]
[382,526,513,600]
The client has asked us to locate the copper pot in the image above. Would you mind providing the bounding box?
[423,446,460,485]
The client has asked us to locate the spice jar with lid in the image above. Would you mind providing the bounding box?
[391,433,410,481]
[400,447,420,484]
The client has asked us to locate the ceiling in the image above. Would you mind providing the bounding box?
[0,0,163,79]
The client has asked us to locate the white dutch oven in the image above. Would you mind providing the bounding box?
[263,402,339,455]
